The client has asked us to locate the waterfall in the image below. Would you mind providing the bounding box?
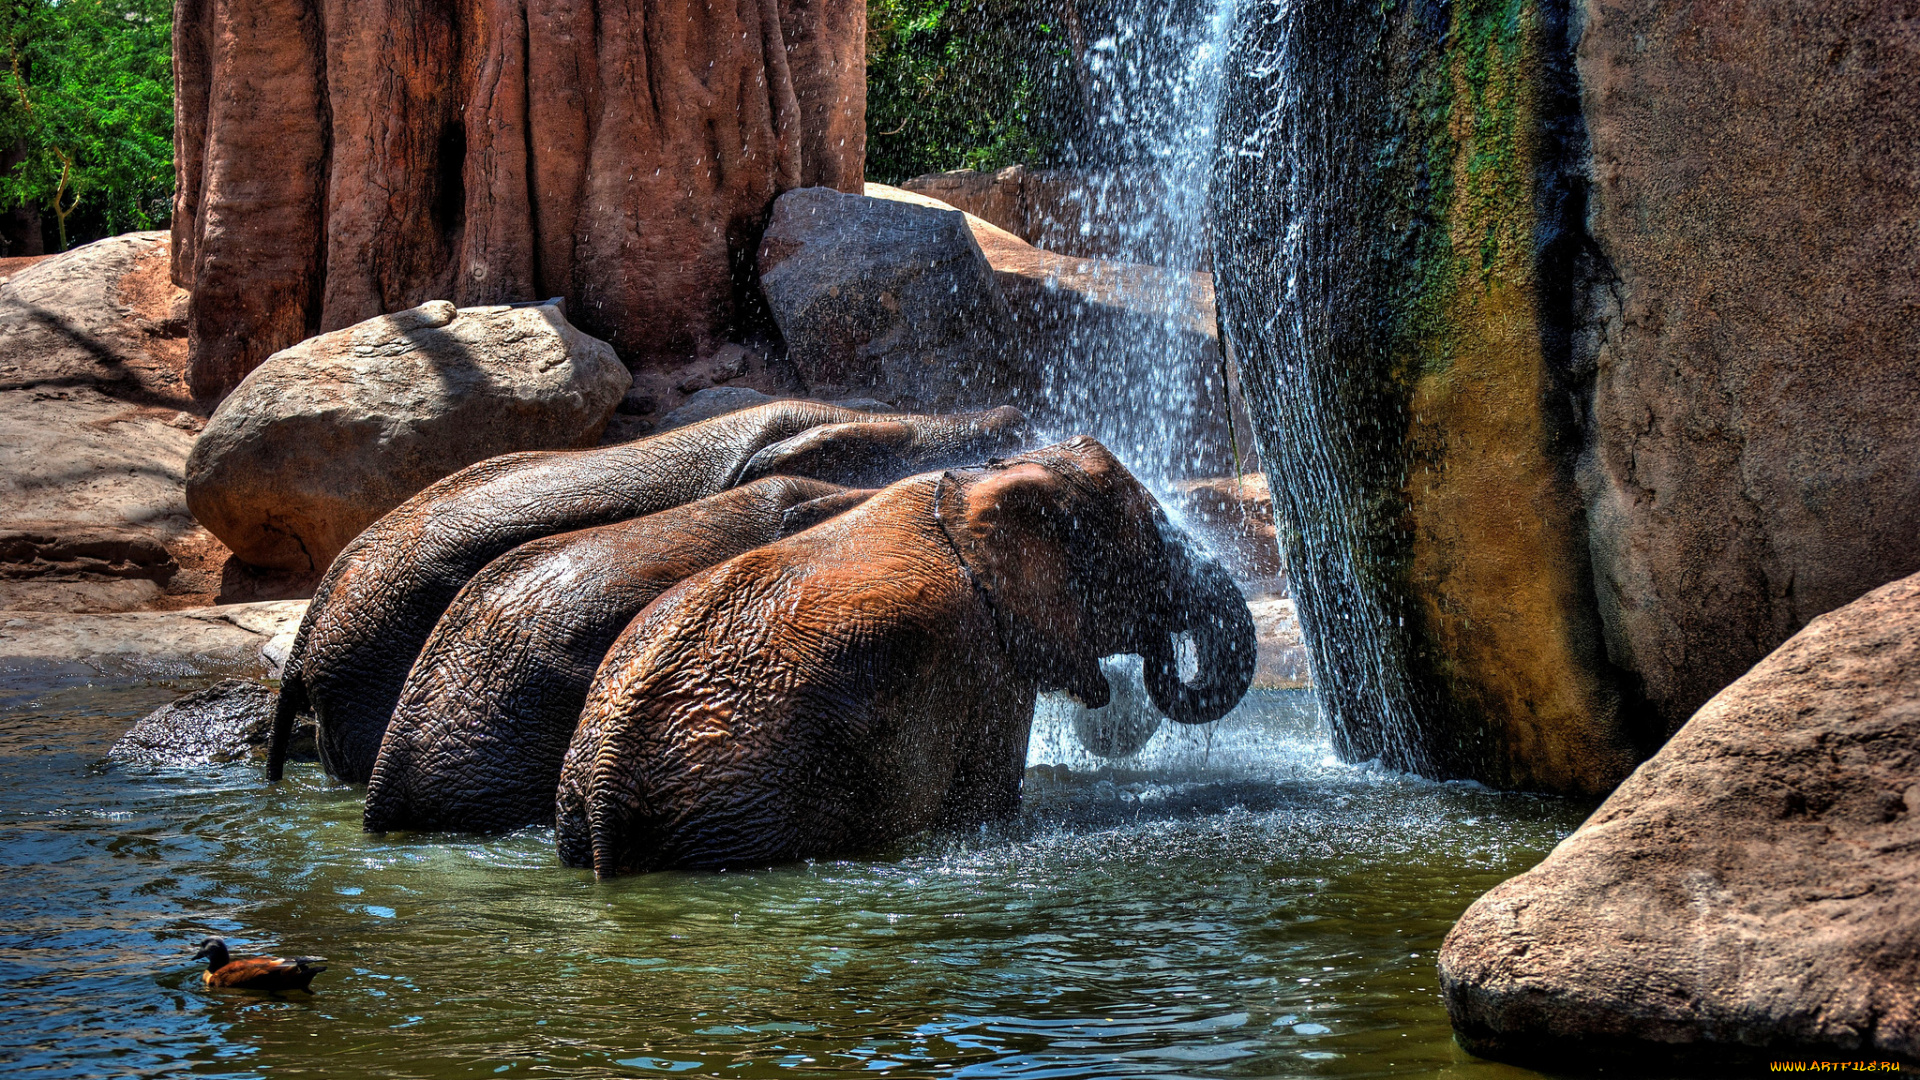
[1211,0,1431,772]
[1025,0,1244,496]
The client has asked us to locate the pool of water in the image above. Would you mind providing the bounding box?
[0,678,1589,1079]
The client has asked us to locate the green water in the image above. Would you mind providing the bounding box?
[1,679,1585,1079]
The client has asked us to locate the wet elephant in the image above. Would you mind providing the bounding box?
[266,401,1033,784]
[361,476,875,834]
[555,436,1258,876]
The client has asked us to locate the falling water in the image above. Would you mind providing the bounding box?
[1023,0,1245,495]
[1210,0,1430,771]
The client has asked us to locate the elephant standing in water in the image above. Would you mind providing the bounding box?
[362,476,875,834]
[557,437,1257,876]
[266,402,1032,784]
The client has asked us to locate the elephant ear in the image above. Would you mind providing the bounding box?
[779,488,879,536]
[736,421,916,487]
[950,464,1111,708]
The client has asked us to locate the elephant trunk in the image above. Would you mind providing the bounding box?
[1144,552,1258,726]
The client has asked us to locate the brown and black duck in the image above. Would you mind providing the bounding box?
[191,937,326,992]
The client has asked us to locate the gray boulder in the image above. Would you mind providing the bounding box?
[109,679,314,766]
[1439,570,1920,1067]
[756,187,1031,413]
[185,300,631,574]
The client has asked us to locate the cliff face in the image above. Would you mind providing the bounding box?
[172,0,866,398]
[1216,0,1920,793]
[1574,0,1920,742]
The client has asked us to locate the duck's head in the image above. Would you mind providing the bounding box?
[191,937,229,968]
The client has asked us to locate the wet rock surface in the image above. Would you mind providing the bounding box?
[109,679,314,767]
[185,301,630,574]
[864,183,1238,478]
[1439,570,1920,1066]
[758,187,1028,412]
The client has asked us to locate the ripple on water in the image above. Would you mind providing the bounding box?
[0,683,1589,1079]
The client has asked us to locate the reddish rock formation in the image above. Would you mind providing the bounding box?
[172,0,865,398]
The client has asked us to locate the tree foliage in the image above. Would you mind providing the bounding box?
[0,0,172,251]
[865,0,1083,184]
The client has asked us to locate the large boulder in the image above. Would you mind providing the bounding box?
[756,187,1029,412]
[173,0,865,397]
[0,232,210,612]
[1439,571,1920,1066]
[865,183,1242,482]
[185,300,629,574]
[898,165,1202,269]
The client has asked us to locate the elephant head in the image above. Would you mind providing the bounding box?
[942,437,1258,727]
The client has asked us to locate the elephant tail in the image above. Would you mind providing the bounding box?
[265,672,308,783]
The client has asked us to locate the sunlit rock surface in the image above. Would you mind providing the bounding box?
[0,600,306,694]
[1440,570,1920,1067]
[185,301,629,574]
[172,0,865,396]
[1576,0,1920,738]
[867,183,1240,482]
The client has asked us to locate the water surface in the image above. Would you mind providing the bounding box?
[2,680,1584,1078]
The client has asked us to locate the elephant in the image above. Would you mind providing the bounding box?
[265,401,1033,785]
[553,436,1258,876]
[361,476,875,834]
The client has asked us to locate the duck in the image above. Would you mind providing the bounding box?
[191,936,327,992]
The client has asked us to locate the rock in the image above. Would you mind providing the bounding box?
[0,600,308,695]
[173,0,866,397]
[1247,597,1310,690]
[656,386,783,430]
[1576,0,1920,737]
[757,187,1029,412]
[185,300,630,574]
[864,183,1240,478]
[1438,571,1920,1067]
[898,166,1203,269]
[108,679,314,766]
[1168,474,1284,595]
[0,233,228,612]
[1214,0,1654,794]
[1216,0,1920,795]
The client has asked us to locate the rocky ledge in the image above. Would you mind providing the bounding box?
[1439,571,1920,1067]
[0,600,306,694]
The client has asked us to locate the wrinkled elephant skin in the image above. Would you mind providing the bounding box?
[363,476,872,833]
[268,401,1033,784]
[556,436,1257,876]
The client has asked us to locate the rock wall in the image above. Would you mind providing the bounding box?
[1576,0,1920,738]
[1217,0,1636,794]
[1215,0,1920,793]
[172,0,865,398]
